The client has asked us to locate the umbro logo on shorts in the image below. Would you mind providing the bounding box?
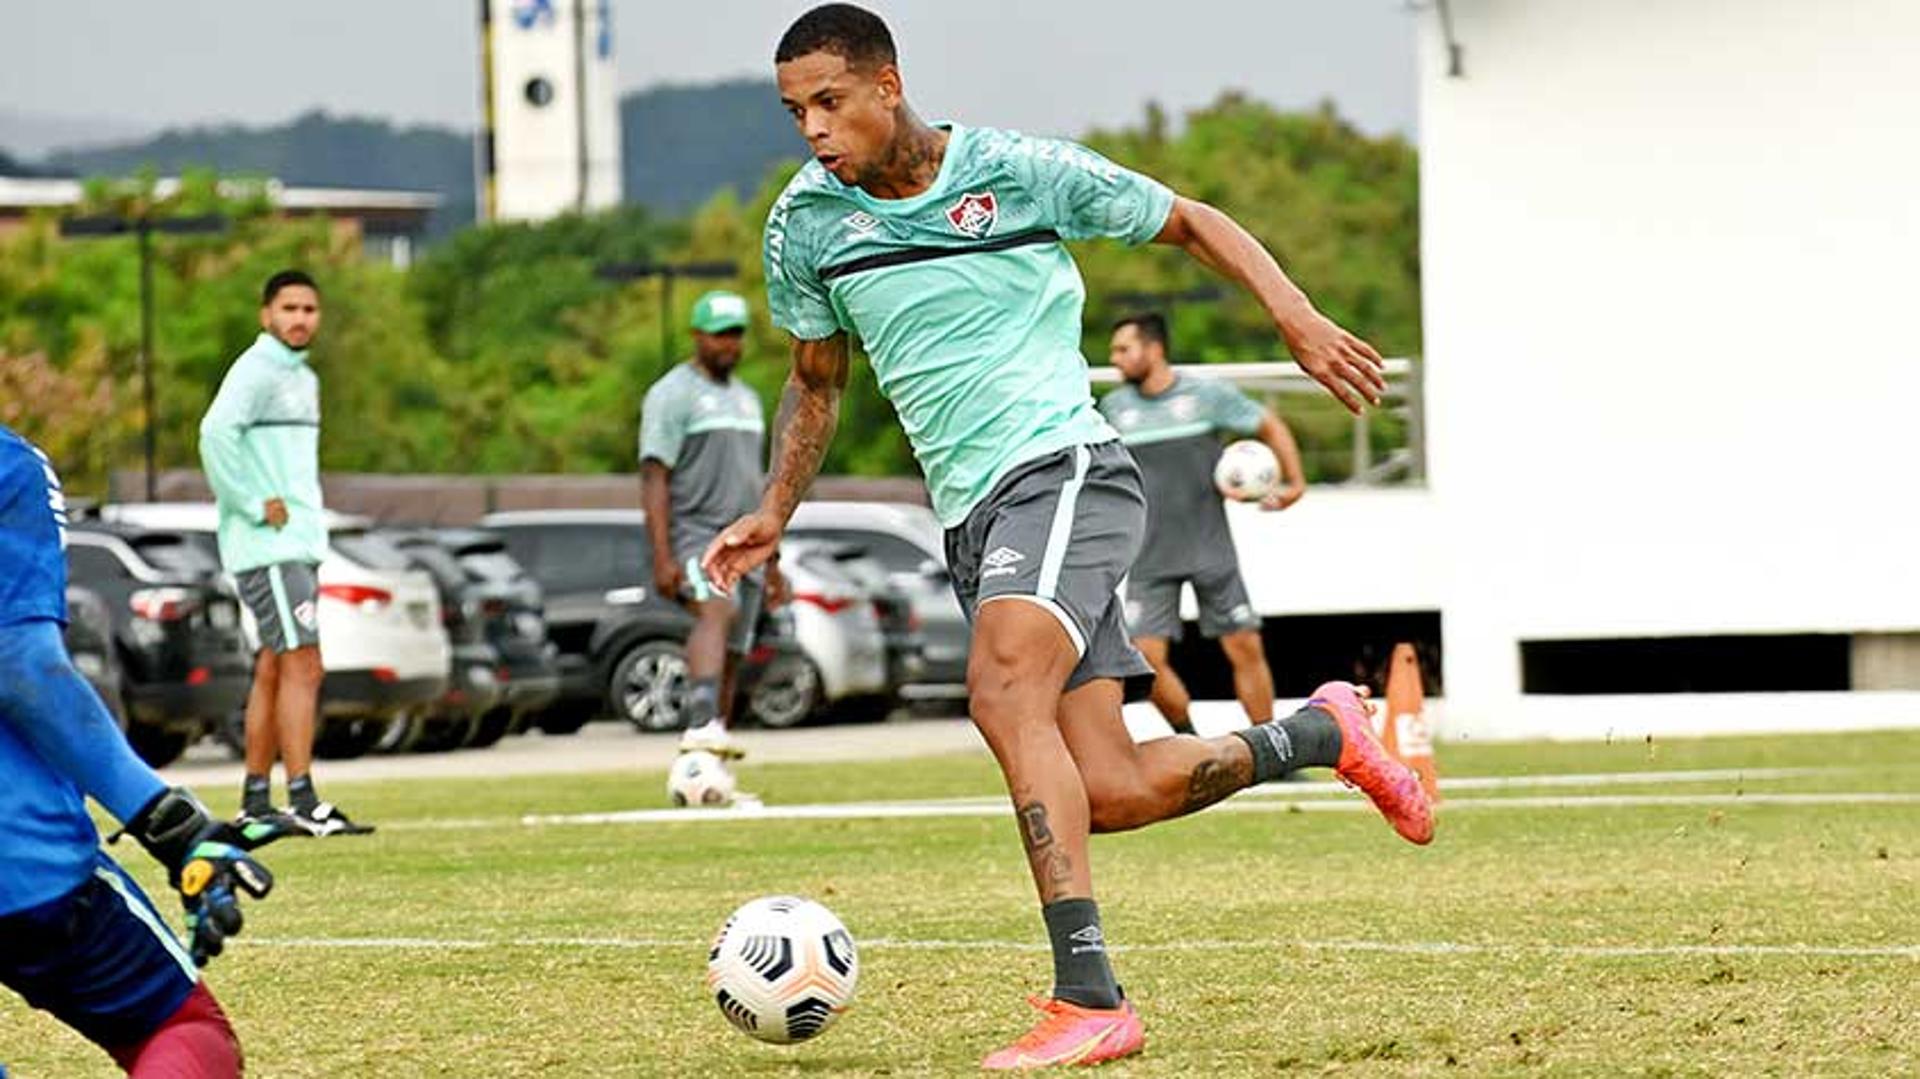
[295,601,318,629]
[981,546,1025,580]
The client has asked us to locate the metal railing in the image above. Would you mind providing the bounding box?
[1088,357,1425,485]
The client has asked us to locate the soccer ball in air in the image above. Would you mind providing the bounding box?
[668,751,736,807]
[707,896,859,1044]
[1213,439,1280,502]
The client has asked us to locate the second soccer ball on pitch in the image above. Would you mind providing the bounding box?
[668,751,737,807]
[1214,439,1281,502]
[707,896,859,1044]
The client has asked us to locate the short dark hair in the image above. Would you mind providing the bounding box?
[262,269,318,306]
[1113,313,1168,351]
[775,4,897,69]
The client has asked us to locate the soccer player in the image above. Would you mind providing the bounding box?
[639,290,789,758]
[199,270,369,836]
[1101,313,1306,733]
[1,424,277,1077]
[705,5,1433,1068]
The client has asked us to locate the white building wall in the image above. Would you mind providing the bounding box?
[1415,0,1920,737]
[488,0,622,221]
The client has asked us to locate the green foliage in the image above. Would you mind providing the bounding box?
[5,95,1418,488]
[406,205,684,473]
[0,173,445,493]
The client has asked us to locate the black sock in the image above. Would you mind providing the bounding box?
[1234,706,1344,783]
[287,774,319,813]
[683,678,719,729]
[1042,899,1123,1009]
[242,774,273,815]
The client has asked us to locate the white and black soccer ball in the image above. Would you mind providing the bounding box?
[706,896,858,1044]
[1213,439,1280,502]
[668,750,736,808]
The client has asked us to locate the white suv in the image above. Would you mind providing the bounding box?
[103,503,450,756]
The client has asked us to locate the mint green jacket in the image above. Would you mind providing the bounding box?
[197,333,328,572]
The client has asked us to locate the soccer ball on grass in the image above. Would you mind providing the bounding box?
[668,750,736,807]
[706,895,859,1044]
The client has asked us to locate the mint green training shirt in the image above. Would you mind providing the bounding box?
[197,332,327,572]
[763,124,1176,527]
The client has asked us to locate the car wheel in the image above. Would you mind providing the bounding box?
[373,712,427,755]
[126,724,191,768]
[214,709,247,760]
[413,715,477,753]
[745,654,821,729]
[609,640,690,733]
[826,693,896,725]
[313,718,392,760]
[534,705,591,735]
[467,708,513,749]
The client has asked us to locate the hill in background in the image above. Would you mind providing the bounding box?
[20,79,799,239]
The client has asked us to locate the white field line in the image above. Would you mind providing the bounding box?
[498,790,1920,830]
[238,935,1920,961]
[1250,765,1848,796]
[370,767,1888,833]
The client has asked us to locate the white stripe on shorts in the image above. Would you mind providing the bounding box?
[979,594,1087,657]
[93,865,199,982]
[267,564,298,652]
[1036,445,1091,602]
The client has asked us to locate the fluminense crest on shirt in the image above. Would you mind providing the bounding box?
[945,191,998,239]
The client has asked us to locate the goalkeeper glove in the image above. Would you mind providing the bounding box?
[122,787,275,966]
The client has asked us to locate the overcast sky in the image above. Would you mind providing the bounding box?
[2,1,1416,155]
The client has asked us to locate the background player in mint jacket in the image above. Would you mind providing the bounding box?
[199,270,369,837]
[1101,313,1307,733]
[703,6,1432,1068]
[1,425,277,1077]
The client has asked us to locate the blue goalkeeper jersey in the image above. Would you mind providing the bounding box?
[0,426,160,914]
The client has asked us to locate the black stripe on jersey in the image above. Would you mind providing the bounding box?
[817,228,1060,282]
[245,419,320,429]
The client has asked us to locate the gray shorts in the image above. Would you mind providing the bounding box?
[678,541,763,656]
[945,441,1155,701]
[235,561,321,653]
[1125,561,1261,641]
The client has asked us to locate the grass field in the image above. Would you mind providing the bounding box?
[6,728,1917,1076]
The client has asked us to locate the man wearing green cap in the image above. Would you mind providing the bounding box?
[639,290,787,758]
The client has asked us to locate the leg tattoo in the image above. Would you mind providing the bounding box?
[1182,747,1253,813]
[1017,801,1074,901]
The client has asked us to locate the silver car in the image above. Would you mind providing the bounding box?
[786,501,969,701]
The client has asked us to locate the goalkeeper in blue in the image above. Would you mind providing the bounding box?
[0,424,284,1077]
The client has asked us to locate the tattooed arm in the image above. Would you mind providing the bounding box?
[700,333,850,592]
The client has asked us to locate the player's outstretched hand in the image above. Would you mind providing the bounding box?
[1286,313,1387,415]
[702,511,785,596]
[1261,484,1306,512]
[124,788,275,967]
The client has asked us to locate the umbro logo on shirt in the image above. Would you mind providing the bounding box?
[981,546,1025,580]
[843,211,881,238]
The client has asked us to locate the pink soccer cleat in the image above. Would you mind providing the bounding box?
[980,996,1145,1071]
[1309,680,1435,845]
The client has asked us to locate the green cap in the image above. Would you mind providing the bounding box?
[690,290,750,333]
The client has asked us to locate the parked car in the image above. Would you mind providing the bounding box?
[379,527,561,750]
[786,501,970,700]
[478,509,821,731]
[102,504,450,759]
[64,523,252,766]
[781,537,917,719]
[63,584,128,734]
